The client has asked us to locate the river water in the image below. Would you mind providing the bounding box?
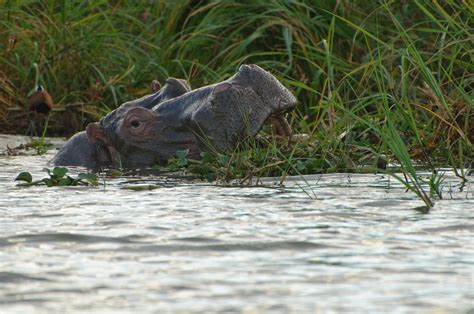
[1,135,473,313]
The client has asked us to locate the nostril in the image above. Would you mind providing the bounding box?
[239,64,258,72]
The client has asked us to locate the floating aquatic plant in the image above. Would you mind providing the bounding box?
[14,167,98,187]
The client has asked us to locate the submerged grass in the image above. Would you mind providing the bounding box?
[1,0,473,207]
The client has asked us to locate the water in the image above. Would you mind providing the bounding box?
[1,135,473,313]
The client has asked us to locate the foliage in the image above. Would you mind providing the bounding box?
[2,1,473,207]
[427,170,446,199]
[14,167,99,187]
[167,149,191,171]
[168,136,346,184]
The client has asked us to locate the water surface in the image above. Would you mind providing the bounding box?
[1,135,473,313]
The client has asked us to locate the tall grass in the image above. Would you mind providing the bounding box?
[1,0,472,206]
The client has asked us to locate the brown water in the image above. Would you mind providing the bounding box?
[1,135,473,313]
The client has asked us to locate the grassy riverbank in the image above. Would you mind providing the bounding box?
[1,1,472,204]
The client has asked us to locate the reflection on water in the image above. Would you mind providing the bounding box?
[0,136,473,313]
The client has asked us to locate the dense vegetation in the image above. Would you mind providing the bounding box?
[1,1,472,204]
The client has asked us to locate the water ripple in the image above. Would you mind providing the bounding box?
[0,139,473,313]
[3,233,141,245]
[118,241,331,253]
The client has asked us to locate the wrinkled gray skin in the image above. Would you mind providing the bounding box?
[51,65,297,170]
[50,78,192,169]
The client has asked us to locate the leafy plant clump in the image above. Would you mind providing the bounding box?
[15,167,98,187]
[166,136,334,183]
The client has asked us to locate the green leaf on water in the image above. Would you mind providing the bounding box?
[200,152,213,163]
[53,167,68,178]
[14,167,101,188]
[15,172,33,183]
[217,154,229,166]
[42,178,53,187]
[59,177,74,186]
[78,173,99,186]
[77,173,95,180]
[177,158,188,167]
[175,149,189,159]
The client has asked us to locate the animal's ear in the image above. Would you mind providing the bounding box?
[166,78,192,94]
[175,78,192,92]
[86,122,109,146]
[151,80,161,93]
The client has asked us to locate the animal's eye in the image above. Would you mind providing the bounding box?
[130,120,141,128]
